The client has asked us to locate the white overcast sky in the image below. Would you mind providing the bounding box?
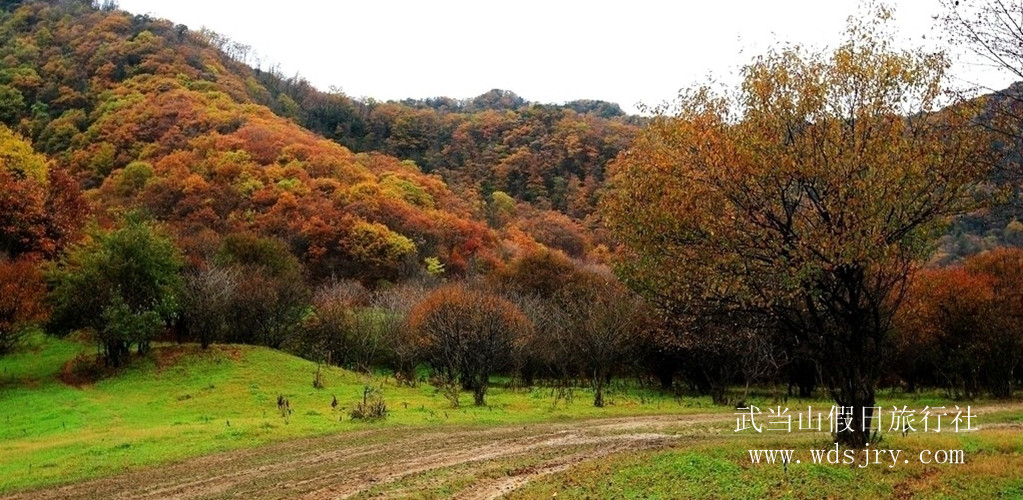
[114,0,1016,114]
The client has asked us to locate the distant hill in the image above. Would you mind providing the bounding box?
[0,0,538,281]
[248,77,642,220]
[935,83,1023,263]
[0,1,644,274]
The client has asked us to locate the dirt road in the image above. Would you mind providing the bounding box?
[10,402,1017,500]
[3,413,728,500]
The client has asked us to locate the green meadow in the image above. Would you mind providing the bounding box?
[2,331,1020,497]
[0,332,706,493]
[506,427,1023,499]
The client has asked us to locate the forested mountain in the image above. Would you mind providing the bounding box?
[935,83,1023,262]
[4,0,1023,274]
[252,79,641,220]
[0,0,646,275]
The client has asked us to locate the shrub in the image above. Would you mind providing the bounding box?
[410,283,529,406]
[350,386,387,421]
[48,213,182,366]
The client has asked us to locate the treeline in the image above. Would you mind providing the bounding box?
[25,206,657,408]
[251,76,641,219]
[630,248,1023,404]
[16,202,1020,410]
[2,120,1020,409]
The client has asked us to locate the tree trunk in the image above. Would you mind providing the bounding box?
[656,365,674,391]
[473,381,488,407]
[593,369,606,407]
[834,395,876,447]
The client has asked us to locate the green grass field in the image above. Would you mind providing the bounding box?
[2,332,1021,498]
[505,427,1023,499]
[0,332,711,493]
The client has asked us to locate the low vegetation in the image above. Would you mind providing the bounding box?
[3,331,1018,496]
[1,0,1023,497]
[0,331,710,493]
[507,428,1023,499]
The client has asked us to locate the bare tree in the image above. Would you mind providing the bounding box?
[374,283,429,384]
[943,0,1023,82]
[227,270,309,349]
[510,293,576,387]
[304,279,368,368]
[943,0,1023,164]
[182,262,239,349]
[561,270,644,407]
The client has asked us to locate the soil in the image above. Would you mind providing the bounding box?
[0,413,725,500]
[4,404,1017,499]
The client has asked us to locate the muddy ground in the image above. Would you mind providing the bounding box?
[3,413,729,500]
[8,403,1018,500]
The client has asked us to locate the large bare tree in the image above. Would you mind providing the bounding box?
[943,0,1023,169]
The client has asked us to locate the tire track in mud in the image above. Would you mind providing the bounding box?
[7,404,1017,499]
[1,413,725,500]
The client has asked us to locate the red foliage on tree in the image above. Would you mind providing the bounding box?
[0,126,87,259]
[896,250,1023,398]
[0,257,48,353]
[409,283,529,406]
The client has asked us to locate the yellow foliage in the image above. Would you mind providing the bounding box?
[0,125,48,184]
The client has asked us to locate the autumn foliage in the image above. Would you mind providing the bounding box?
[409,283,529,406]
[896,248,1023,398]
[0,257,46,353]
[602,13,992,443]
[0,126,87,259]
[0,1,508,284]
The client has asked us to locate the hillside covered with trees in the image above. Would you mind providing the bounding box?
[0,0,655,406]
[0,0,1022,460]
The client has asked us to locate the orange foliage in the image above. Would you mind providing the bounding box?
[409,283,529,405]
[0,257,47,353]
[0,1,575,284]
[896,251,1023,397]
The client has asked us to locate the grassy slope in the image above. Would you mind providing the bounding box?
[508,419,1023,499]
[0,333,709,493]
[2,334,1020,497]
